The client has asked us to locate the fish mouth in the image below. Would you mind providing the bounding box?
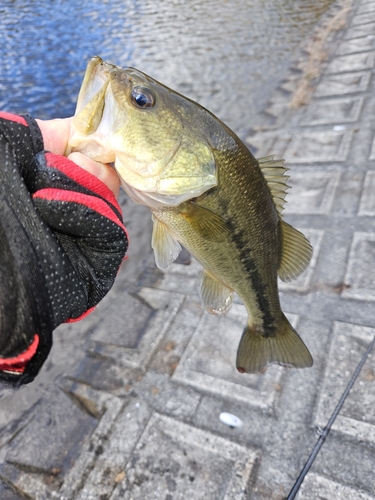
[68,57,218,208]
[67,56,122,162]
[74,56,117,115]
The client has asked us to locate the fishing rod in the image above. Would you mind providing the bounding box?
[286,334,375,500]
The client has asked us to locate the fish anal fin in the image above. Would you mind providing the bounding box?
[236,314,313,374]
[151,216,182,269]
[180,202,229,242]
[200,271,233,315]
[278,220,313,282]
[258,155,289,216]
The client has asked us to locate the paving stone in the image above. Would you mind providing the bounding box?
[299,96,364,125]
[109,412,260,500]
[369,135,375,159]
[89,288,184,371]
[326,51,375,73]
[245,132,292,159]
[283,130,353,163]
[344,22,375,39]
[172,303,298,412]
[314,71,371,96]
[358,171,375,214]
[5,390,97,475]
[351,9,375,25]
[337,34,375,55]
[284,171,341,215]
[357,2,375,14]
[314,322,375,443]
[299,472,375,499]
[342,232,375,301]
[64,397,151,500]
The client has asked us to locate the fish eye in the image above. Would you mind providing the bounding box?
[131,86,155,108]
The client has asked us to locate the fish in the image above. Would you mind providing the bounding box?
[67,56,314,373]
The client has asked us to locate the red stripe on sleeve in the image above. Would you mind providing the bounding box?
[65,306,96,323]
[0,334,39,373]
[0,112,28,126]
[44,153,122,215]
[32,188,128,234]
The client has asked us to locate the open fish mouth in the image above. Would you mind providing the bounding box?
[68,56,218,207]
[67,57,120,163]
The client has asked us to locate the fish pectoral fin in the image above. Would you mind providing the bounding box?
[180,202,229,242]
[278,220,313,282]
[236,314,313,374]
[151,216,182,269]
[200,271,233,315]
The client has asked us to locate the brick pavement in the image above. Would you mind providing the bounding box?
[1,0,375,498]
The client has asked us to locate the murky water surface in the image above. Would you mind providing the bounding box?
[1,0,332,133]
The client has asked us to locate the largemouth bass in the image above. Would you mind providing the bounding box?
[67,56,313,373]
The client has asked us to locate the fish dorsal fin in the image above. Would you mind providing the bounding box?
[278,220,313,282]
[180,202,230,242]
[258,156,289,216]
[151,215,182,269]
[200,270,233,315]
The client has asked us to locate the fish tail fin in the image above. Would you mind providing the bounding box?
[236,314,313,374]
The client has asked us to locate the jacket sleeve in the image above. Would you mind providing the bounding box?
[0,112,128,385]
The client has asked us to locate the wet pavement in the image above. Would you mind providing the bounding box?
[2,0,375,498]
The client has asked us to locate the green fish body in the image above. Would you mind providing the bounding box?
[68,56,313,373]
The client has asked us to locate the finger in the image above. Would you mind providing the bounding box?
[36,117,73,156]
[68,152,120,198]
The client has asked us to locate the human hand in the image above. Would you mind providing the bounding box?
[36,117,120,197]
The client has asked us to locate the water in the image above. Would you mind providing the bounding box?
[1,0,333,133]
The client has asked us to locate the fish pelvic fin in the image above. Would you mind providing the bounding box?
[278,220,313,282]
[236,314,313,374]
[151,215,182,269]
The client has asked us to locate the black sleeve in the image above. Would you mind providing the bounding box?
[0,112,128,385]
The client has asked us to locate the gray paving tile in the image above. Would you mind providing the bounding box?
[172,303,298,411]
[283,130,353,163]
[314,71,371,96]
[351,9,375,25]
[337,34,375,55]
[284,172,341,215]
[89,288,184,371]
[326,51,375,73]
[345,22,375,39]
[5,390,97,474]
[358,171,375,214]
[109,413,259,500]
[300,97,364,125]
[357,2,375,14]
[245,132,291,159]
[342,232,375,301]
[314,322,375,444]
[370,135,375,159]
[299,473,375,500]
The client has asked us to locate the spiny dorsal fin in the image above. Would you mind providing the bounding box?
[278,220,313,282]
[258,156,289,216]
